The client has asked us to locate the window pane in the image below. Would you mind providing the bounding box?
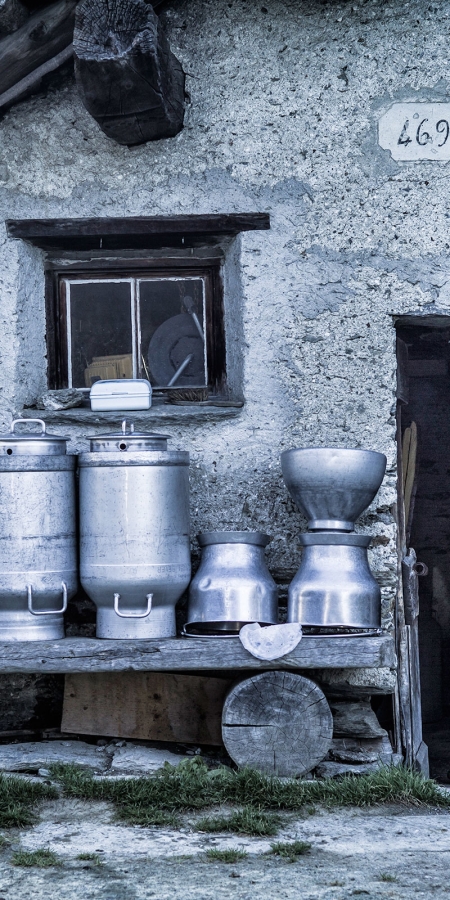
[67,281,133,389]
[139,278,207,388]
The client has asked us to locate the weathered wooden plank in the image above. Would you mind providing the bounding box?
[6,214,271,251]
[62,672,232,745]
[222,673,333,776]
[0,44,73,112]
[402,549,420,625]
[0,635,396,674]
[0,0,76,97]
[74,0,185,146]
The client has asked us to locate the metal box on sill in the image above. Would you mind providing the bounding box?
[90,379,152,412]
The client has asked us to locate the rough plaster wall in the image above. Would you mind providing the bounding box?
[1,0,450,639]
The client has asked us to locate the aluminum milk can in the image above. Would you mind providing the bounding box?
[288,533,381,629]
[79,421,190,639]
[0,419,77,641]
[186,532,278,635]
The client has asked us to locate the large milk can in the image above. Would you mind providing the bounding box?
[0,419,77,641]
[79,421,190,639]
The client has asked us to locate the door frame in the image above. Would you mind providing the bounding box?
[395,334,429,774]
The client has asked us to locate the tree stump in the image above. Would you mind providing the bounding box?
[222,672,333,777]
[74,0,185,146]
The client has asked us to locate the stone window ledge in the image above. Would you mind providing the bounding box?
[20,403,244,428]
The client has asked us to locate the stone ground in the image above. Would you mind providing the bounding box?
[0,800,449,899]
[0,740,448,898]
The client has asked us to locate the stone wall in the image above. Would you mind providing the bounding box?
[1,0,450,726]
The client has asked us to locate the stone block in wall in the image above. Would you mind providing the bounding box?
[314,667,396,697]
[315,732,403,777]
[329,700,387,739]
[314,758,402,779]
[328,735,394,765]
[0,674,64,733]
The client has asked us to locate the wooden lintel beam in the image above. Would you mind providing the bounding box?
[6,214,271,251]
[0,0,177,113]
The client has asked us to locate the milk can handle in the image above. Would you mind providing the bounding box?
[27,582,68,616]
[11,418,46,434]
[113,593,153,619]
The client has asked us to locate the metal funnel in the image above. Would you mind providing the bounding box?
[280,447,387,531]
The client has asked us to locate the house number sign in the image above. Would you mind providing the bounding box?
[378,103,450,161]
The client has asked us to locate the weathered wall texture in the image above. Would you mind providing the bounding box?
[1,0,449,638]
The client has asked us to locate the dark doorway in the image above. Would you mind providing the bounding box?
[397,319,450,783]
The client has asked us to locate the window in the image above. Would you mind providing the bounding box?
[48,258,226,399]
[60,268,217,395]
[6,214,270,403]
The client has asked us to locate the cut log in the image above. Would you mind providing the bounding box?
[222,672,333,777]
[0,0,76,97]
[74,0,185,146]
[0,0,28,37]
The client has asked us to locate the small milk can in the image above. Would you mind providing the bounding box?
[288,533,381,630]
[186,532,278,634]
[79,421,190,639]
[0,418,77,641]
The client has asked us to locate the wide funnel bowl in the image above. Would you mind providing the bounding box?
[281,448,387,531]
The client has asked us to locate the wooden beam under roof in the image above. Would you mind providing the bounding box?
[0,0,176,113]
[0,0,76,98]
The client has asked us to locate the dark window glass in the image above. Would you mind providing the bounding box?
[139,278,206,387]
[68,281,133,388]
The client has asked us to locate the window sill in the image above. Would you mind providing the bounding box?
[20,403,244,428]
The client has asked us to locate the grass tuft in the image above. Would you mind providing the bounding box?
[48,760,450,830]
[116,805,180,828]
[77,852,103,866]
[11,849,60,868]
[0,774,57,828]
[269,840,311,862]
[378,872,397,882]
[196,806,280,836]
[205,848,248,863]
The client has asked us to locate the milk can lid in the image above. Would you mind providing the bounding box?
[89,419,169,452]
[0,419,70,455]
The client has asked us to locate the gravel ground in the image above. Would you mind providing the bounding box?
[0,799,448,899]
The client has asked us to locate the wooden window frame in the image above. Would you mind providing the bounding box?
[45,256,227,398]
